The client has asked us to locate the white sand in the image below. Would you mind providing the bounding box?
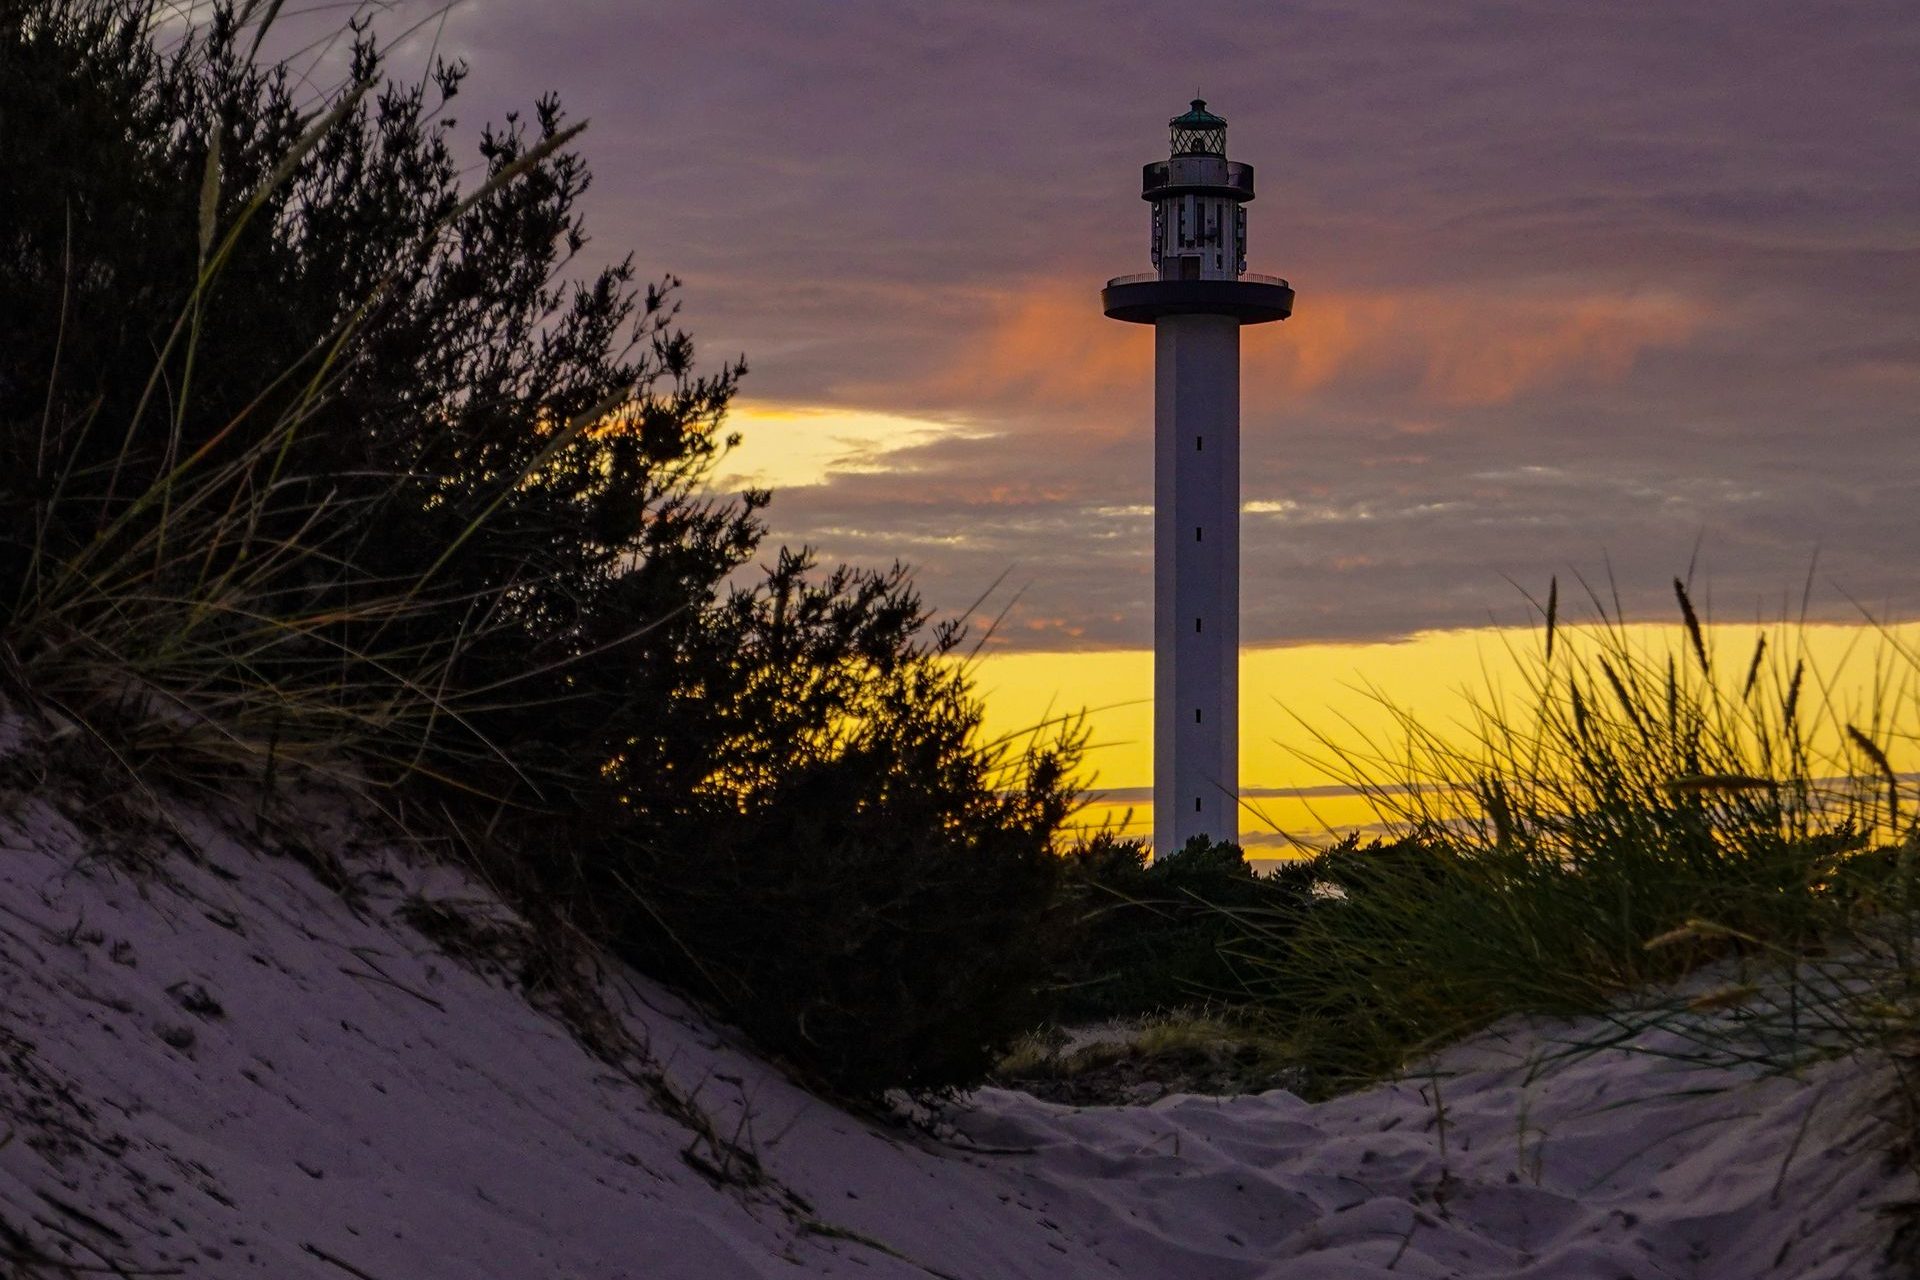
[0,732,1909,1278]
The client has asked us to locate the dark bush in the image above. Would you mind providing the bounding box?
[1050,833,1311,1021]
[536,551,1080,1096]
[609,657,1074,1095]
[0,1,1078,1095]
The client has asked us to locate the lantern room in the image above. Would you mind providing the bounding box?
[1143,100,1255,282]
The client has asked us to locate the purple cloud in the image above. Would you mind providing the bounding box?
[384,0,1916,646]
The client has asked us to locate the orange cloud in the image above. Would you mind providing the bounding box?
[1247,286,1703,407]
[1415,293,1703,406]
[1258,290,1395,393]
[919,277,1703,417]
[926,280,1150,414]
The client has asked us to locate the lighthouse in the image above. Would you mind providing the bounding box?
[1102,100,1293,857]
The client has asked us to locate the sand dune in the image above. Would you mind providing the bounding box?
[0,742,1907,1277]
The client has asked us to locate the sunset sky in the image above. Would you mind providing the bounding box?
[342,1,1917,845]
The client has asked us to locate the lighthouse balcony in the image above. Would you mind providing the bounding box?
[1107,271,1290,289]
[1142,159,1255,201]
[1101,272,1294,325]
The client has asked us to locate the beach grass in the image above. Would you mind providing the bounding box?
[1219,576,1917,1113]
[3,24,602,799]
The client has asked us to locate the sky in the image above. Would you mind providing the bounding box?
[303,1,1919,844]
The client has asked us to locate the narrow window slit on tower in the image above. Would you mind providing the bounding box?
[1195,617,1202,633]
[1195,797,1203,813]
[1195,526,1203,541]
[1196,436,1203,451]
[1195,708,1202,723]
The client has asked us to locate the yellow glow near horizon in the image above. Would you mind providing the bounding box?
[970,622,1920,855]
[708,400,1917,858]
[715,401,986,490]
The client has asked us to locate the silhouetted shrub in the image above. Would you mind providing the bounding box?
[543,562,1080,1096]
[0,1,1078,1096]
[612,671,1073,1095]
[1050,833,1310,1021]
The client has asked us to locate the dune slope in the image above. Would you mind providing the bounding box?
[0,738,1909,1278]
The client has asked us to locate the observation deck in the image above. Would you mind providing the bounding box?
[1101,272,1295,325]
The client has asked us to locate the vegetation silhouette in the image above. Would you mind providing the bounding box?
[0,0,1078,1094]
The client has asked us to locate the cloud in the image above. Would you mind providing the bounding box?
[1250,286,1704,408]
[1410,292,1702,406]
[715,403,989,489]
[900,276,1702,425]
[917,283,1150,416]
[375,0,1918,647]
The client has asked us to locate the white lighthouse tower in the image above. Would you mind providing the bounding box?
[1102,100,1293,857]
